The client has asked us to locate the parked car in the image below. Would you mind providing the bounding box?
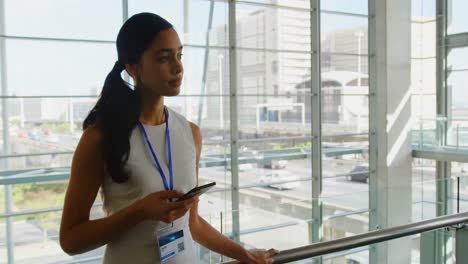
[18,130,28,138]
[345,163,369,183]
[259,171,300,190]
[346,259,360,264]
[227,147,262,171]
[27,130,41,141]
[42,129,59,142]
[263,160,288,169]
[44,129,53,136]
[226,163,253,172]
[45,134,59,143]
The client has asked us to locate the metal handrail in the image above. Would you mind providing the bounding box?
[224,212,468,263]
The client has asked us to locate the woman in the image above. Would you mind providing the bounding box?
[59,12,279,263]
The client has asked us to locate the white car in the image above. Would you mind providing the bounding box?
[263,160,288,169]
[226,163,253,172]
[259,171,300,190]
[44,133,60,143]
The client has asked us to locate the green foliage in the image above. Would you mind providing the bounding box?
[25,198,62,243]
[272,144,281,150]
[13,183,34,201]
[39,123,53,130]
[13,183,67,212]
[295,141,312,148]
[40,122,70,132]
[10,119,21,127]
[272,144,282,150]
[13,183,67,243]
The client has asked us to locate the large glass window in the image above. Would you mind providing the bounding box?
[320,4,370,243]
[445,0,468,149]
[0,0,416,263]
[4,0,121,40]
[321,0,368,15]
[411,0,437,143]
[129,0,229,47]
[447,48,468,148]
[447,0,468,34]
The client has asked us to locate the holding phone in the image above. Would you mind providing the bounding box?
[176,182,216,202]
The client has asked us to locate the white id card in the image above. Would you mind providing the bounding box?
[157,228,185,262]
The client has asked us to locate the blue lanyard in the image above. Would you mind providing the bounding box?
[138,107,173,191]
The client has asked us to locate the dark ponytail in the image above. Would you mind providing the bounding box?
[83,13,173,183]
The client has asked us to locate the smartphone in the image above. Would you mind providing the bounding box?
[176,182,216,202]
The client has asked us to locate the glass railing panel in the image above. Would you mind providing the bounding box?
[412,118,439,149]
[307,248,370,264]
[418,228,456,264]
[196,208,369,263]
[412,158,437,222]
[457,176,468,212]
[413,117,468,150]
[412,175,468,220]
[238,192,312,231]
[284,227,455,264]
[2,155,74,171]
[195,210,312,263]
[5,210,105,264]
[321,191,369,251]
[449,171,468,215]
[198,191,233,236]
[322,189,369,217]
[195,191,234,264]
[11,181,69,213]
[447,120,468,148]
[240,222,312,254]
[3,154,467,263]
[0,218,6,263]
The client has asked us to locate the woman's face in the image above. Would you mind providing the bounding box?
[130,28,183,96]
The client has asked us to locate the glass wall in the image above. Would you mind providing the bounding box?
[5,0,468,263]
[411,0,437,149]
[0,1,373,263]
[447,47,468,148]
[446,0,468,149]
[447,0,468,35]
[320,0,370,244]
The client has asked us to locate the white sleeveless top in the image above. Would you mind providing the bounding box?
[100,107,197,264]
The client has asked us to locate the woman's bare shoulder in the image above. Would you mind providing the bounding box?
[80,124,105,146]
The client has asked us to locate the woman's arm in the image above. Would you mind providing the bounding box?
[59,126,196,255]
[188,123,279,263]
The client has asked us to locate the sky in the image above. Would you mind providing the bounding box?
[1,0,468,108]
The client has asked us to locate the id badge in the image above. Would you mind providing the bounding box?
[157,226,185,262]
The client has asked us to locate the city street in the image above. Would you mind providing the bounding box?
[199,158,460,213]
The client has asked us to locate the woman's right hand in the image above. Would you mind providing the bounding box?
[139,190,198,223]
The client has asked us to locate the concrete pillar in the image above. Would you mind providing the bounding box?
[370,0,412,263]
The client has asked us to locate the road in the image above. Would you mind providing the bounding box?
[199,158,465,213]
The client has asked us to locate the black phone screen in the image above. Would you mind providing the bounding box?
[176,182,216,202]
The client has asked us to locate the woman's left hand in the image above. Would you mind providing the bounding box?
[240,248,280,264]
